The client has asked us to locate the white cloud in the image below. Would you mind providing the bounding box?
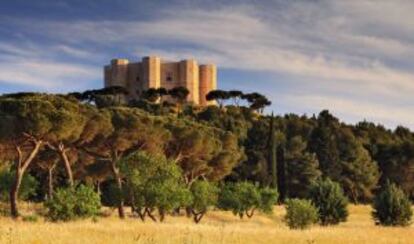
[1,0,414,127]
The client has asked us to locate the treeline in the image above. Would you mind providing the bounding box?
[0,86,413,227]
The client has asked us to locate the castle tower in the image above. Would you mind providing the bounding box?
[179,59,199,105]
[142,56,161,90]
[199,64,217,106]
[105,59,129,87]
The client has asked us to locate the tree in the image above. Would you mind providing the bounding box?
[82,108,168,218]
[141,88,160,103]
[267,113,277,190]
[0,94,73,217]
[228,90,243,106]
[44,96,87,187]
[372,182,412,226]
[241,92,271,113]
[206,90,230,108]
[121,151,191,222]
[169,86,189,115]
[218,182,278,219]
[73,86,129,108]
[285,136,321,199]
[165,119,243,185]
[189,180,219,223]
[309,178,348,225]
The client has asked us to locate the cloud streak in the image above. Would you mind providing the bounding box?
[0,0,413,128]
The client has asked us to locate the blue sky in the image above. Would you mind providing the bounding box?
[1,0,414,129]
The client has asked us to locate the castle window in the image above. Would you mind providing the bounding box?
[136,76,140,82]
[166,72,172,82]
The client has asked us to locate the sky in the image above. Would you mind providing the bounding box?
[0,0,414,129]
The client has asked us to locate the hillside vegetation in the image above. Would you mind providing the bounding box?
[0,87,413,241]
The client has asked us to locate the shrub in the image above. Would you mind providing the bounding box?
[309,178,348,225]
[218,182,278,218]
[285,199,319,229]
[372,182,413,226]
[22,214,39,222]
[0,166,38,201]
[259,187,279,214]
[45,185,101,221]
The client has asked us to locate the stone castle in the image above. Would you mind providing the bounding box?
[104,56,217,106]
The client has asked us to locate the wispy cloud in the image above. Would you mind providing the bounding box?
[0,0,413,127]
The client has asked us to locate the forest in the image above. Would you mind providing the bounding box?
[0,86,413,228]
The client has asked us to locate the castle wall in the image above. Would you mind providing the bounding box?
[126,62,141,99]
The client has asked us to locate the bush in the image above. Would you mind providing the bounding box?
[0,166,38,201]
[259,187,279,214]
[45,185,101,221]
[218,182,278,218]
[285,199,319,229]
[309,178,348,225]
[372,182,413,226]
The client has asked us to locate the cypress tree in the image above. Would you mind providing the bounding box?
[267,113,277,190]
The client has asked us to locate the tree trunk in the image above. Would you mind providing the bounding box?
[185,207,192,218]
[58,147,74,187]
[10,140,42,218]
[146,208,157,222]
[10,169,23,218]
[110,161,125,219]
[159,208,165,222]
[192,209,206,224]
[246,208,255,218]
[47,167,54,199]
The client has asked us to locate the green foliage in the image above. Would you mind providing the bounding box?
[285,198,319,229]
[121,151,191,221]
[218,182,278,218]
[372,182,413,226]
[309,178,349,225]
[258,187,279,214]
[45,185,101,221]
[0,166,38,201]
[190,180,219,213]
[285,136,321,199]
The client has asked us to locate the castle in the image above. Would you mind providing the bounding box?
[104,56,217,106]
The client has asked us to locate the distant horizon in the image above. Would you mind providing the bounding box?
[1,0,413,129]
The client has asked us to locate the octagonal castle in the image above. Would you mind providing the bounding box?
[104,56,217,106]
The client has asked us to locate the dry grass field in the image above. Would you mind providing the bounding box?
[0,204,413,244]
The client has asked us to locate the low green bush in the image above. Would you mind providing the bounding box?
[45,184,101,221]
[372,182,412,226]
[285,199,318,229]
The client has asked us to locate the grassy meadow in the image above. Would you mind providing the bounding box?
[0,204,413,244]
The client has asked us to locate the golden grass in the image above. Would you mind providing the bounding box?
[0,204,413,244]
